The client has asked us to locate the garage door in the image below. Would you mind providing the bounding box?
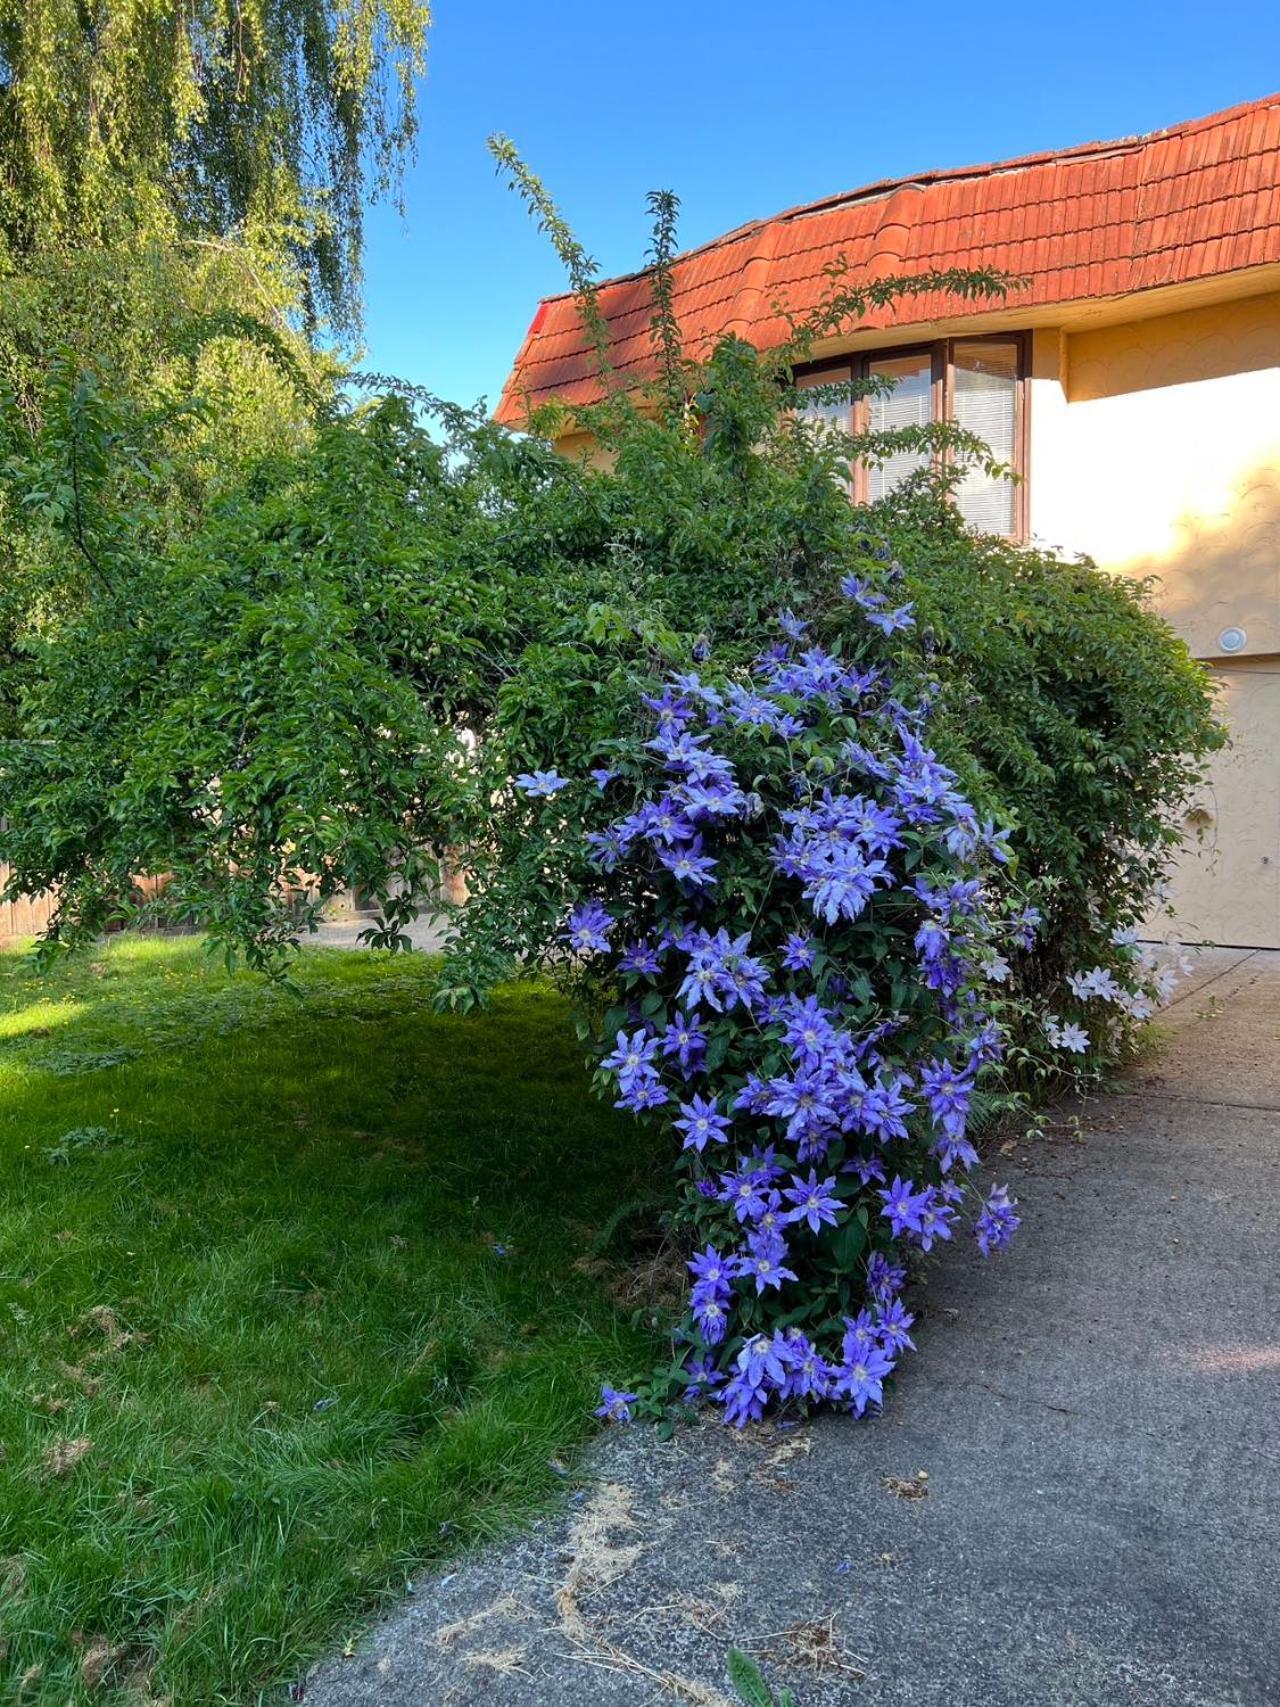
[1161,662,1280,949]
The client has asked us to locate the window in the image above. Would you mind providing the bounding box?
[866,350,934,503]
[951,341,1020,535]
[795,335,1027,537]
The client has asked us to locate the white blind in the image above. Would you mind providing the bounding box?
[794,367,853,489]
[794,367,853,437]
[952,343,1017,535]
[866,354,932,501]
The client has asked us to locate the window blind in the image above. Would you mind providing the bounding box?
[794,367,853,437]
[952,343,1017,535]
[866,354,933,501]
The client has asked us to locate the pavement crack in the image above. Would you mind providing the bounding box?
[1163,948,1259,1009]
[1115,1090,1280,1114]
[957,1377,1082,1418]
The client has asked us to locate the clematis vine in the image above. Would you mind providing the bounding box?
[535,591,1045,1426]
[531,585,1193,1429]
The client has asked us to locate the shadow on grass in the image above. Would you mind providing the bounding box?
[0,937,669,1705]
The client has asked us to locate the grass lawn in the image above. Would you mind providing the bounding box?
[0,938,666,1704]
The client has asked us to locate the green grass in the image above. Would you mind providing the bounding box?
[0,938,666,1704]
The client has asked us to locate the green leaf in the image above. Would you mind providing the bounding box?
[704,1031,731,1072]
[726,1648,774,1707]
[830,1216,867,1271]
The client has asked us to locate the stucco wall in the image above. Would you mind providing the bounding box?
[1166,658,1280,948]
[1028,293,1280,661]
[1026,292,1280,947]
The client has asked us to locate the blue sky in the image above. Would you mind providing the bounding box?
[360,1,1280,410]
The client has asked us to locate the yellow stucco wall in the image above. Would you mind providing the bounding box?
[1028,293,1280,661]
[1026,292,1280,946]
[1166,658,1280,948]
[553,429,617,470]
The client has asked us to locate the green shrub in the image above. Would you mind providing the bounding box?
[0,169,1221,1080]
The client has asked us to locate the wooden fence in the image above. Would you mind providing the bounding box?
[0,865,466,943]
[0,865,56,941]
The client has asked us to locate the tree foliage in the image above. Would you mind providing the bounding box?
[0,0,432,681]
[0,0,430,332]
[0,340,1219,998]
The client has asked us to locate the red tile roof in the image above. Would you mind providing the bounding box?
[495,94,1280,425]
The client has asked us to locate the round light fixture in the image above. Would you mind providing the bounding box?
[1218,625,1247,655]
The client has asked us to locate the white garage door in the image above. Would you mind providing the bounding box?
[1162,662,1280,949]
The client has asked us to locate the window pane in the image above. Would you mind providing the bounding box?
[865,352,934,501]
[794,366,853,437]
[952,341,1018,535]
[794,366,853,488]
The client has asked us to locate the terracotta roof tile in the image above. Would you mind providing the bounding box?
[496,94,1280,423]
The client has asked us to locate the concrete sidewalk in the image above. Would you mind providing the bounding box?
[306,949,1280,1707]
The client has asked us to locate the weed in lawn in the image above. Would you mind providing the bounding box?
[43,1126,124,1165]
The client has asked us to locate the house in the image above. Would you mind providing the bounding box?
[496,93,1280,951]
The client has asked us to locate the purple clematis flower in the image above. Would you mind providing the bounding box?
[674,1093,731,1153]
[834,1341,895,1417]
[619,1075,669,1113]
[683,1354,725,1398]
[602,1028,660,1084]
[867,1250,907,1304]
[660,837,718,888]
[719,1165,774,1225]
[660,1010,708,1073]
[781,932,817,972]
[783,1170,842,1234]
[879,1175,929,1238]
[595,1385,638,1423]
[877,1298,916,1353]
[691,1288,729,1344]
[842,1310,879,1359]
[618,939,663,975]
[865,602,915,636]
[975,1184,1021,1256]
[919,1058,974,1141]
[914,1186,957,1253]
[515,768,569,799]
[735,1229,799,1295]
[688,1245,732,1290]
[564,900,614,956]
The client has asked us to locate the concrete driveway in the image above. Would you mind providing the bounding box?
[303,914,450,953]
[305,948,1280,1707]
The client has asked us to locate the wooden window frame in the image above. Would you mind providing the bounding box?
[796,332,1030,540]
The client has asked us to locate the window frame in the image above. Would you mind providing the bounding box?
[795,331,1031,540]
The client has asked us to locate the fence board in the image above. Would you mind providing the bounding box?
[0,865,55,940]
